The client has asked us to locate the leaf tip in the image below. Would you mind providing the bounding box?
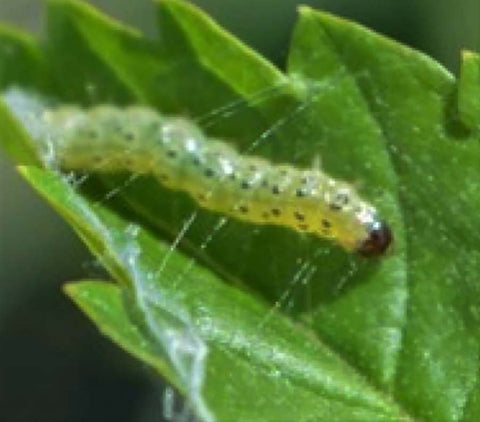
[461,49,478,60]
[16,164,40,181]
[458,48,480,129]
[297,5,313,14]
[155,0,198,13]
[62,281,77,298]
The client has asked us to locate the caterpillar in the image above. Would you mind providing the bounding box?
[7,93,392,256]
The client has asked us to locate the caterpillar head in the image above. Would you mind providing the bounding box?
[316,182,392,255]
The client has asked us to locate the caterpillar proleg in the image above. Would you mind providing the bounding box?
[5,90,392,256]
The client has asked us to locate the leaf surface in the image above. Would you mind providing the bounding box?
[23,166,407,422]
[1,1,480,421]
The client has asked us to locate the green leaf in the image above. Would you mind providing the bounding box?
[293,8,480,421]
[458,50,480,130]
[1,1,480,421]
[0,99,40,165]
[0,26,49,163]
[0,26,47,89]
[63,280,179,385]
[45,0,134,104]
[23,166,408,422]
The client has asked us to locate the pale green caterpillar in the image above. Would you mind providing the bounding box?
[6,90,392,256]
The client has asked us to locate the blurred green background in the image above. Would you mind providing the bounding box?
[0,0,478,421]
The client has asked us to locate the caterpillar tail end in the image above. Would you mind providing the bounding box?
[356,220,393,257]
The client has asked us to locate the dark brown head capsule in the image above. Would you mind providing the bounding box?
[357,220,393,257]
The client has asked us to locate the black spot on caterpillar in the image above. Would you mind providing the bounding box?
[7,93,392,256]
